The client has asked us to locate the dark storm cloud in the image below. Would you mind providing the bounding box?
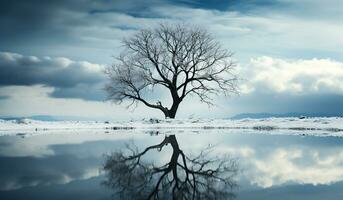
[0,52,106,101]
[0,0,170,63]
[50,84,106,101]
[0,52,104,87]
[0,0,124,29]
[0,0,163,38]
[170,0,287,12]
[0,0,85,44]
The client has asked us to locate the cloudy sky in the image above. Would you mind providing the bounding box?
[1,0,343,120]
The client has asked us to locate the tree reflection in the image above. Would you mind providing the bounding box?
[102,135,238,200]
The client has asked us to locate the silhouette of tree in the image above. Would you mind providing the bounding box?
[105,24,238,118]
[103,135,238,200]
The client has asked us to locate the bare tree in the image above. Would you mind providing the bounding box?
[102,135,238,200]
[105,24,238,118]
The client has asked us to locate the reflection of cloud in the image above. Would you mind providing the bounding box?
[2,131,343,192]
[249,149,343,187]
[0,133,140,157]
[231,147,343,188]
[179,133,343,189]
[0,134,160,191]
[0,155,100,191]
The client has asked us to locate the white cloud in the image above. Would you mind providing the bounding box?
[239,56,343,94]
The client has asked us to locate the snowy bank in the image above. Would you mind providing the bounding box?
[1,117,343,137]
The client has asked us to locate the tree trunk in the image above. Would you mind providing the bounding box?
[164,101,180,119]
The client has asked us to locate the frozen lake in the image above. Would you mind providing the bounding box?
[0,130,343,200]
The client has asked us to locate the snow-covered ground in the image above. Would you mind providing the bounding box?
[1,117,343,137]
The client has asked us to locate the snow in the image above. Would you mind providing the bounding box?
[1,117,343,137]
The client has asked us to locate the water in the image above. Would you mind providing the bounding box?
[0,130,343,199]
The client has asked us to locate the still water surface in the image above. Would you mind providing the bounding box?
[0,130,343,199]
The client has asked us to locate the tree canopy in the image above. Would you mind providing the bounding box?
[105,24,238,118]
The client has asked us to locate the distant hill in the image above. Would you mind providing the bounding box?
[0,115,93,121]
[230,112,342,119]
